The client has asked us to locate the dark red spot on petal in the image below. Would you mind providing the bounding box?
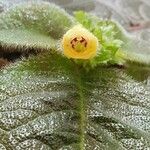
[70,36,87,49]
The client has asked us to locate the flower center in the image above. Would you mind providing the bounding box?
[70,36,87,52]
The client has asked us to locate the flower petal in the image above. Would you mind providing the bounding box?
[62,25,99,59]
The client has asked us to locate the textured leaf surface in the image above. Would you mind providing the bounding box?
[0,2,74,52]
[0,51,150,149]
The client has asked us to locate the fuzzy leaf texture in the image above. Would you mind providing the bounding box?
[0,1,74,52]
[0,1,150,150]
[0,50,150,150]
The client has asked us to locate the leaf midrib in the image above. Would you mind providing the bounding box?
[75,66,86,150]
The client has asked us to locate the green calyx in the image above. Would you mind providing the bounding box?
[74,11,125,69]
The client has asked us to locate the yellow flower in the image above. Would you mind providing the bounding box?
[62,25,99,59]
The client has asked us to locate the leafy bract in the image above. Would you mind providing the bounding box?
[74,11,150,66]
[74,11,125,67]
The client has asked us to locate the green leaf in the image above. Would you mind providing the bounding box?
[122,37,150,65]
[0,2,74,52]
[0,51,150,149]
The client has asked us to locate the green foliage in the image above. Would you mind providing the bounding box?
[0,51,150,149]
[74,11,150,67]
[74,11,125,67]
[0,2,74,52]
[0,2,150,150]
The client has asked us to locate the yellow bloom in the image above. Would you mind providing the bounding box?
[62,25,99,59]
